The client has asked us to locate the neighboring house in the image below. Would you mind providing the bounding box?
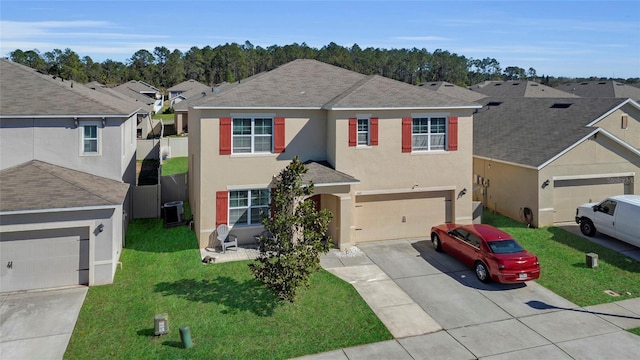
[0,58,142,292]
[86,81,151,139]
[174,82,236,135]
[187,59,481,249]
[473,97,640,228]
[112,80,164,139]
[419,81,488,102]
[556,80,640,102]
[168,79,211,106]
[468,80,579,98]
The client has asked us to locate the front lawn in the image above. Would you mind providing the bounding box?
[65,219,391,359]
[484,211,640,306]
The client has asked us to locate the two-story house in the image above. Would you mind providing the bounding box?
[0,59,142,292]
[187,59,481,249]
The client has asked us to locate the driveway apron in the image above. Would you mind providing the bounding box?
[319,239,640,360]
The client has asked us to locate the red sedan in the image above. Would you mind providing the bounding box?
[430,224,540,283]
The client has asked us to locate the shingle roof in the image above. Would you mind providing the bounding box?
[168,79,210,93]
[468,80,579,98]
[302,161,359,186]
[473,97,627,168]
[0,160,129,212]
[110,81,157,105]
[556,81,640,101]
[191,59,480,110]
[419,81,488,102]
[0,59,142,116]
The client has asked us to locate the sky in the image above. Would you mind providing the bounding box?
[1,0,639,79]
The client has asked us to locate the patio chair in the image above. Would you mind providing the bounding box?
[216,224,238,253]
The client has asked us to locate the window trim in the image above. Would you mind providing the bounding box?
[79,121,102,156]
[230,113,275,155]
[357,117,370,146]
[228,189,270,227]
[411,113,448,152]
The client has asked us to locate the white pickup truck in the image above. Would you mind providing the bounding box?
[575,195,640,247]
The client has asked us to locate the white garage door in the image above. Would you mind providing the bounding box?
[355,191,452,243]
[0,227,89,292]
[553,177,628,222]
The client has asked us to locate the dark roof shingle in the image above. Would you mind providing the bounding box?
[0,160,129,212]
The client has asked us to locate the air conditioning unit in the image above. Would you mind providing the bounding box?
[162,201,184,227]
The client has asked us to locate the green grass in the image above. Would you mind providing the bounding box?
[153,113,174,121]
[65,218,391,359]
[161,157,188,175]
[483,211,640,307]
[629,327,640,336]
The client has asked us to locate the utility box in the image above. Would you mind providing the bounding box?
[586,253,598,268]
[154,313,169,336]
[162,201,184,227]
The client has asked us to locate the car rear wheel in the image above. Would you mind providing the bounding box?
[475,261,490,283]
[431,233,442,252]
[580,219,597,237]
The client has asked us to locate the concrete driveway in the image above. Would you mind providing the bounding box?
[306,239,640,359]
[0,286,87,360]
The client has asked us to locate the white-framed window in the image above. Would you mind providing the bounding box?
[80,121,101,155]
[229,189,270,226]
[232,117,273,153]
[412,116,446,151]
[357,118,369,145]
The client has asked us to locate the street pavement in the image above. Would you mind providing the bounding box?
[295,239,640,360]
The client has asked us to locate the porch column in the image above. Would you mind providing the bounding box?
[338,195,353,250]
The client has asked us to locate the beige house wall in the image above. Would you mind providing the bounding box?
[473,158,539,226]
[189,108,474,248]
[592,104,640,149]
[474,130,640,228]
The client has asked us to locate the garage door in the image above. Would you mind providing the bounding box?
[553,177,628,222]
[0,227,89,292]
[355,191,452,243]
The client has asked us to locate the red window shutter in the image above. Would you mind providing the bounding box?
[219,117,232,155]
[370,117,379,146]
[402,117,412,153]
[348,118,357,147]
[448,116,458,151]
[216,191,228,227]
[274,117,285,153]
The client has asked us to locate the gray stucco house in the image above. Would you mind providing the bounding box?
[0,58,142,292]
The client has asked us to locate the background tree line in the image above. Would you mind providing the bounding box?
[9,41,639,91]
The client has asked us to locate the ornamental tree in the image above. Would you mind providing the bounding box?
[249,156,333,302]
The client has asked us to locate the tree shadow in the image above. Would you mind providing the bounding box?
[154,276,282,317]
[527,300,640,320]
[161,340,184,348]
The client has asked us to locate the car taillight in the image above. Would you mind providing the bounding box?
[534,257,539,266]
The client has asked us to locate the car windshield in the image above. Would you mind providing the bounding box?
[488,240,524,254]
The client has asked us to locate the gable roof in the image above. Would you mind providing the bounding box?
[191,59,480,110]
[473,97,633,169]
[0,160,129,213]
[0,59,142,117]
[556,81,640,101]
[168,79,210,93]
[468,80,579,98]
[419,81,487,102]
[111,81,158,105]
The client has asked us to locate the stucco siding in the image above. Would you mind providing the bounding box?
[593,105,640,149]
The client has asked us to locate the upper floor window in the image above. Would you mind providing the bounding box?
[220,116,284,155]
[412,117,446,151]
[229,189,270,226]
[357,118,369,145]
[80,122,101,155]
[233,117,273,153]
